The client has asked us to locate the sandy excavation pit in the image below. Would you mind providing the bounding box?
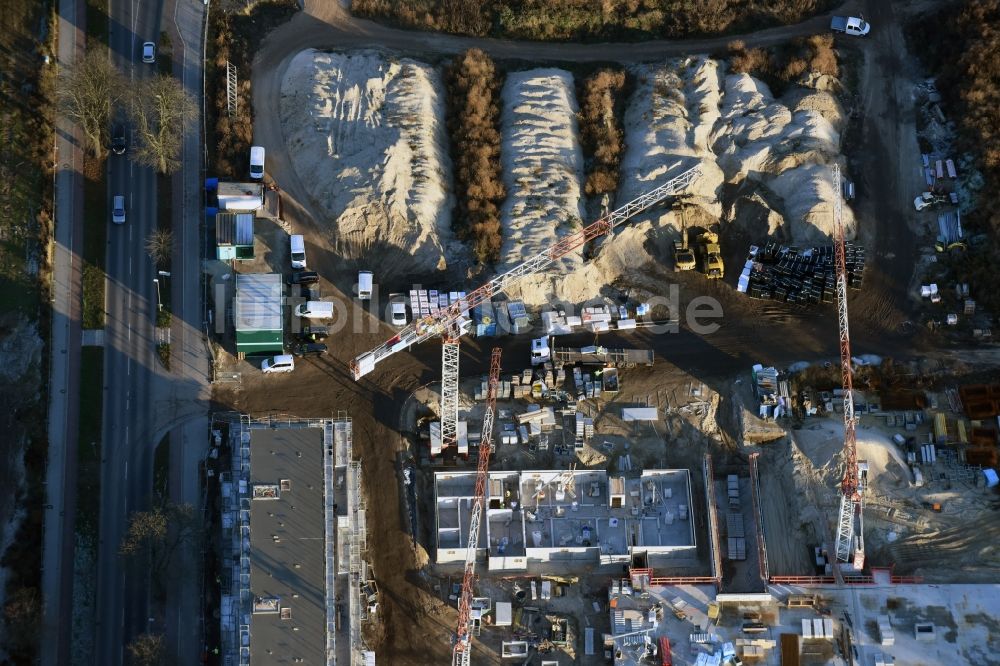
[279,50,856,303]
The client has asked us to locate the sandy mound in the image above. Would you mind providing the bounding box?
[710,73,852,242]
[498,68,586,273]
[280,50,453,276]
[619,57,726,219]
[768,163,857,242]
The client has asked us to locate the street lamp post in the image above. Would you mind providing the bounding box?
[153,278,161,311]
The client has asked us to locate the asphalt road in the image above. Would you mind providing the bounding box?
[95,0,163,662]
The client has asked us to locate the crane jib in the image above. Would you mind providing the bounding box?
[350,164,701,380]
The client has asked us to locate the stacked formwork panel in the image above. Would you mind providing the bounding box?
[743,242,865,304]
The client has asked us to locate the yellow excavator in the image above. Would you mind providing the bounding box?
[673,204,696,272]
[698,231,725,279]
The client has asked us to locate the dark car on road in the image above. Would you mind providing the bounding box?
[298,325,328,340]
[293,342,328,357]
[111,124,127,155]
[287,270,319,285]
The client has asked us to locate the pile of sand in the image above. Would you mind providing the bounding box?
[499,69,586,272]
[280,50,453,276]
[711,73,852,242]
[619,58,726,219]
[496,69,586,304]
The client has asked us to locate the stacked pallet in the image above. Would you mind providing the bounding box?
[741,242,865,304]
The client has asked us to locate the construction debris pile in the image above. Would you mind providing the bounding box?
[737,242,866,304]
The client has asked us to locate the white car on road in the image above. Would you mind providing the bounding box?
[112,195,126,224]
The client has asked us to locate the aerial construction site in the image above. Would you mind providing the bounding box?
[200,3,1000,666]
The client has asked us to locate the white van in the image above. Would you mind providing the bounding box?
[290,234,307,269]
[358,271,373,300]
[249,145,265,180]
[294,301,334,319]
[261,354,295,373]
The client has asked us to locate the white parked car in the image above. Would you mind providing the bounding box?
[141,42,156,63]
[112,194,126,224]
[389,294,408,327]
[290,234,307,269]
[261,354,295,373]
[249,145,265,180]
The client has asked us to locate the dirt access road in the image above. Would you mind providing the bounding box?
[230,1,935,663]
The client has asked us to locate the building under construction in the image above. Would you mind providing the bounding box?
[219,415,374,666]
[434,468,695,570]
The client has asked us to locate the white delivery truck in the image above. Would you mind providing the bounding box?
[358,271,373,300]
[294,301,334,319]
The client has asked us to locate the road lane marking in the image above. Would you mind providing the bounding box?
[129,256,132,276]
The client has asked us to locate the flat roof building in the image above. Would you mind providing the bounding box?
[221,416,365,666]
[435,469,695,571]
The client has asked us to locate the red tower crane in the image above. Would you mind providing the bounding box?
[831,164,865,569]
[452,348,502,666]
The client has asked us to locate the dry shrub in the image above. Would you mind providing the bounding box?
[445,49,505,264]
[728,41,772,76]
[354,1,833,41]
[806,34,838,77]
[781,57,808,81]
[579,68,627,196]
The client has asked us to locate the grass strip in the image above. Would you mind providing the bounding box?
[76,347,104,537]
[81,158,107,329]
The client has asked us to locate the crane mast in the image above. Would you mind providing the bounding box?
[350,165,701,380]
[452,348,503,666]
[441,325,462,451]
[831,164,864,569]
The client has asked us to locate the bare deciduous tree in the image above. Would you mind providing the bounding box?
[446,49,506,265]
[120,502,198,573]
[57,49,125,157]
[127,633,165,666]
[145,229,174,267]
[128,74,196,174]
